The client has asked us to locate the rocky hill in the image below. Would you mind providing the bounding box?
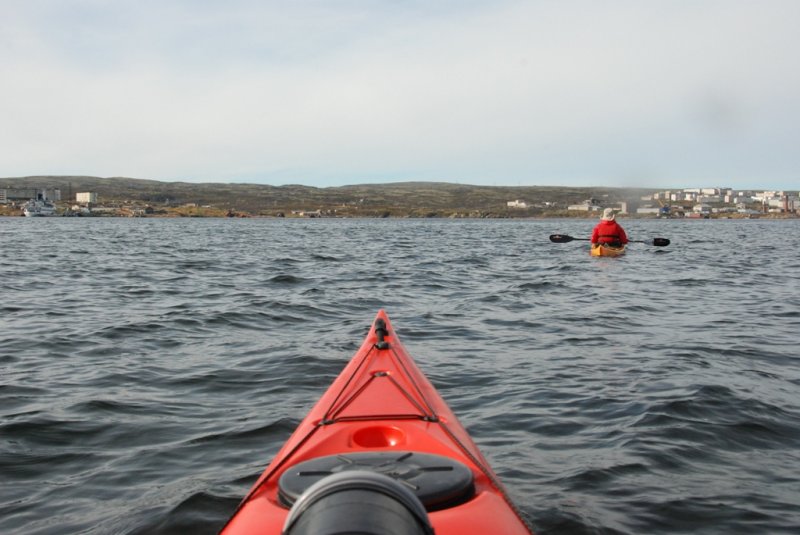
[1,175,657,217]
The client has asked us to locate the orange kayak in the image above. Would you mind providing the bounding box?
[220,310,533,535]
[591,243,626,257]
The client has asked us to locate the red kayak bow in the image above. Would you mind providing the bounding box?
[220,310,533,534]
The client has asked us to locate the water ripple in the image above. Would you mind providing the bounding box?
[1,218,799,534]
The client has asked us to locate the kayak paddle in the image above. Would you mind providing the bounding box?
[549,234,670,246]
[632,238,670,246]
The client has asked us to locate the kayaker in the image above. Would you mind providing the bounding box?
[591,208,628,247]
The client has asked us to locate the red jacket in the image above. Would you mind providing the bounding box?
[591,220,628,245]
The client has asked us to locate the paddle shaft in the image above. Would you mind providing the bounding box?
[549,234,670,246]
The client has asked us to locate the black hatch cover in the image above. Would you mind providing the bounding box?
[278,451,475,511]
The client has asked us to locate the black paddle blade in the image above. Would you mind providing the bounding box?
[652,238,670,247]
[549,234,574,243]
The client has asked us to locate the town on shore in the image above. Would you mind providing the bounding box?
[1,176,797,219]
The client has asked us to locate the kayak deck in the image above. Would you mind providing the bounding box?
[591,243,626,256]
[221,310,533,534]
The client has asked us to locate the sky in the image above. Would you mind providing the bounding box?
[1,0,799,190]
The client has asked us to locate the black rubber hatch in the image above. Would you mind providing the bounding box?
[278,451,475,511]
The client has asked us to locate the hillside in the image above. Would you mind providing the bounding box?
[1,175,657,217]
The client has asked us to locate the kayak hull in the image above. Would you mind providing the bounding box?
[591,243,626,256]
[220,310,533,534]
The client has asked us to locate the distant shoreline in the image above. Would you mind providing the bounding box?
[2,210,796,220]
[2,176,797,219]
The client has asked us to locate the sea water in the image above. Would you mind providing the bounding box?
[2,217,799,534]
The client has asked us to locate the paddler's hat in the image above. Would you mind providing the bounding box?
[601,208,616,221]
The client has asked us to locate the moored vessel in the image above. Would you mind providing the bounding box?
[22,194,57,217]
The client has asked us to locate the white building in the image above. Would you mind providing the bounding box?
[694,204,712,214]
[507,200,528,208]
[766,196,799,211]
[637,207,660,215]
[76,192,97,204]
[567,201,601,211]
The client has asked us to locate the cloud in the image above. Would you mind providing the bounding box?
[1,0,799,189]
